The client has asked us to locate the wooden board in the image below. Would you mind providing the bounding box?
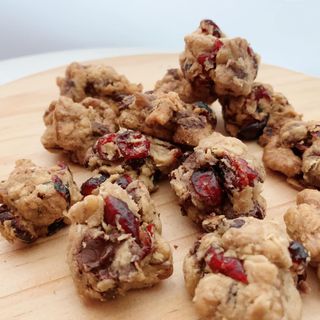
[0,54,319,320]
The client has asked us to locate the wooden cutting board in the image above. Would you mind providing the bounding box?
[0,54,319,320]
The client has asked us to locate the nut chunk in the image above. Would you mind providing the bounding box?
[41,96,118,165]
[285,189,320,280]
[184,217,307,320]
[57,62,142,111]
[263,120,320,188]
[85,129,182,191]
[67,179,173,300]
[154,68,217,104]
[170,133,266,228]
[220,82,301,146]
[119,91,217,146]
[180,20,259,97]
[0,160,81,243]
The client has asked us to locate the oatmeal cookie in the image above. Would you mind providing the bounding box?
[285,189,320,279]
[67,179,172,300]
[119,91,217,146]
[220,82,302,146]
[263,120,320,188]
[154,68,217,104]
[57,62,142,111]
[85,129,182,191]
[170,133,266,227]
[184,217,308,320]
[180,19,259,97]
[41,96,118,165]
[0,160,81,243]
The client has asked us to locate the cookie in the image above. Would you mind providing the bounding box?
[154,68,217,104]
[0,160,81,243]
[85,129,182,191]
[57,62,142,111]
[285,189,320,279]
[41,96,118,165]
[170,133,266,227]
[184,217,308,320]
[119,91,217,146]
[263,120,320,188]
[179,19,259,97]
[66,179,173,300]
[220,82,301,146]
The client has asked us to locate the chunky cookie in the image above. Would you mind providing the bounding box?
[57,62,142,111]
[154,68,217,104]
[41,96,118,165]
[285,189,320,279]
[220,82,302,146]
[170,133,266,227]
[0,160,81,243]
[67,179,173,300]
[184,217,308,320]
[180,19,259,97]
[119,91,217,146]
[263,120,320,188]
[85,129,182,191]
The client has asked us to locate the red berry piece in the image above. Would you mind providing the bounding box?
[200,19,223,38]
[94,133,118,160]
[197,40,223,68]
[80,174,109,196]
[115,174,133,189]
[191,170,222,206]
[220,156,259,190]
[104,196,140,240]
[52,175,70,205]
[139,223,155,259]
[206,247,248,284]
[116,130,150,161]
[253,85,271,101]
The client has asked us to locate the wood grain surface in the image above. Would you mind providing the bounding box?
[0,54,319,320]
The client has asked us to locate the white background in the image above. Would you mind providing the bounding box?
[0,0,319,76]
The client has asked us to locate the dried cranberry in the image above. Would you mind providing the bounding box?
[253,85,271,101]
[191,170,222,206]
[206,247,248,284]
[115,174,133,189]
[81,174,109,196]
[0,204,14,222]
[104,196,139,240]
[247,46,254,57]
[52,175,70,205]
[289,241,309,263]
[197,40,223,68]
[116,130,150,160]
[200,19,223,38]
[219,156,259,190]
[94,133,118,160]
[139,223,155,259]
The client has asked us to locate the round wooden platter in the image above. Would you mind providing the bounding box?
[0,54,319,320]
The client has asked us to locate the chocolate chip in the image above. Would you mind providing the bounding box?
[77,235,115,272]
[47,219,66,236]
[289,241,309,263]
[0,204,14,222]
[238,117,268,140]
[11,220,36,243]
[230,219,245,228]
[52,176,71,206]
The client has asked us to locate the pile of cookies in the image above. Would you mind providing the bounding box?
[0,19,319,320]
